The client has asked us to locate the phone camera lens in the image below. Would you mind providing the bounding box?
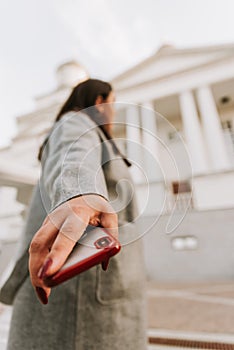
[95,236,111,249]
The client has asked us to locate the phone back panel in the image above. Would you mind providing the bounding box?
[44,227,121,287]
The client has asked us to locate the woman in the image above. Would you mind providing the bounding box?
[2,79,147,349]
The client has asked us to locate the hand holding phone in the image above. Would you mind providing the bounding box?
[44,226,121,287]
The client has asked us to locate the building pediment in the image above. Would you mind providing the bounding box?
[112,43,234,91]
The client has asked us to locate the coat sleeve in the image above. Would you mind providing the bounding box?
[40,113,109,212]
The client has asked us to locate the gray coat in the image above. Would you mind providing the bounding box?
[0,112,147,350]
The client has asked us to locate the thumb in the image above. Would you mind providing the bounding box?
[100,212,118,240]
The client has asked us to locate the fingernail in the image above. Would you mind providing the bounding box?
[38,258,53,279]
[101,258,110,271]
[35,287,48,305]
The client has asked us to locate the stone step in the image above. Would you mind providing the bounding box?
[2,303,234,349]
[0,304,12,350]
[0,339,7,350]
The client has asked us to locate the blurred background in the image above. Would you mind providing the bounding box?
[1,0,234,349]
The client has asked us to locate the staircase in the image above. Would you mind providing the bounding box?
[0,304,12,350]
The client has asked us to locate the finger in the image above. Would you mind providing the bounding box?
[41,213,89,277]
[35,286,51,305]
[29,220,60,288]
[100,212,119,240]
[29,220,60,255]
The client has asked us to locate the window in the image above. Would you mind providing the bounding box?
[172,181,191,194]
[168,130,181,141]
[171,236,198,251]
[221,120,232,131]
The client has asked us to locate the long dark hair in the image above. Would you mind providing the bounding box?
[38,78,131,166]
[55,78,112,123]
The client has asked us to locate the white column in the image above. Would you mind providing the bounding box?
[141,101,161,181]
[179,91,209,175]
[196,86,231,171]
[125,105,143,183]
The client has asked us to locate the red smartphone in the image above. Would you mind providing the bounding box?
[44,227,121,287]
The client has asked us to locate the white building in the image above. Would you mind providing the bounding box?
[1,43,234,282]
[112,43,234,282]
[0,61,89,277]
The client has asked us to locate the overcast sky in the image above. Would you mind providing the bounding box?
[0,0,234,147]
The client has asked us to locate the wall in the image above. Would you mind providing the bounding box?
[193,172,234,210]
[142,207,234,282]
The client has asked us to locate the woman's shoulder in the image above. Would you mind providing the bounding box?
[48,111,99,147]
[55,111,97,131]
